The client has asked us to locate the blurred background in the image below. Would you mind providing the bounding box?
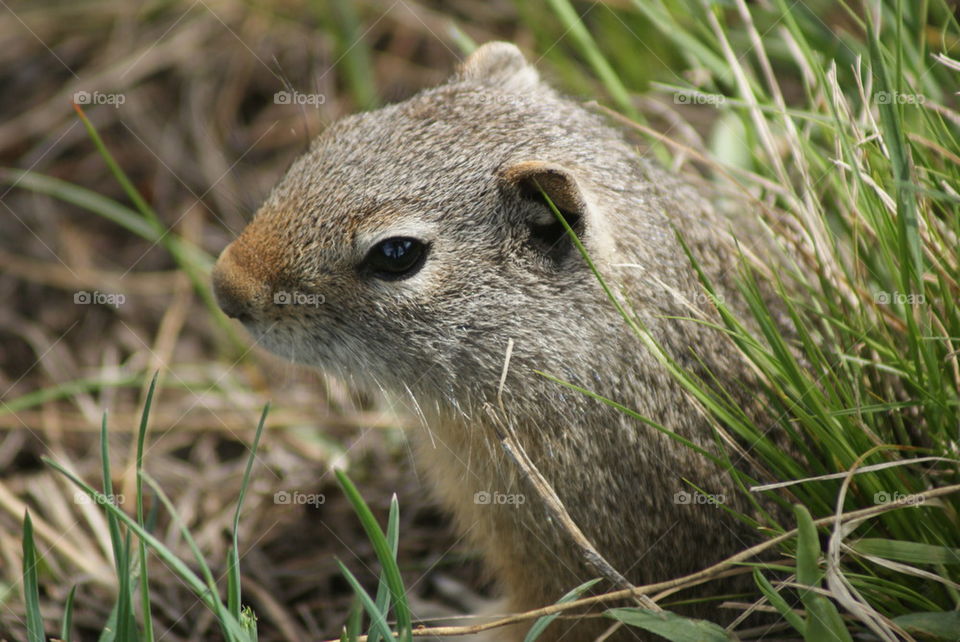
[0,0,910,639]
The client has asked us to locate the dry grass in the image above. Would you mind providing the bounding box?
[0,1,533,638]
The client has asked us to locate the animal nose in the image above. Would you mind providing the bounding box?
[211,242,271,321]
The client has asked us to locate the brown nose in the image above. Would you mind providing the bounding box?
[211,242,272,321]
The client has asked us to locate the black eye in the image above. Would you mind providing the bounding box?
[361,237,429,280]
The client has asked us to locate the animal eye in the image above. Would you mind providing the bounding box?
[361,237,429,280]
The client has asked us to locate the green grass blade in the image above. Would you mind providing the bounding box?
[227,546,242,628]
[141,472,246,641]
[101,412,123,578]
[753,568,805,634]
[0,169,159,250]
[892,611,960,639]
[535,371,724,466]
[9,104,235,338]
[605,608,731,641]
[336,560,395,642]
[525,578,600,642]
[368,494,400,642]
[543,0,640,121]
[229,402,270,620]
[865,11,923,293]
[97,603,118,642]
[342,595,363,641]
[71,104,162,232]
[0,164,226,338]
[327,0,378,110]
[0,169,212,269]
[99,413,136,641]
[42,458,250,641]
[22,511,45,642]
[794,503,821,591]
[628,1,729,80]
[851,538,960,566]
[794,504,853,642]
[448,22,477,55]
[335,469,412,640]
[60,585,77,642]
[136,372,157,642]
[0,373,144,417]
[864,6,929,408]
[804,593,854,642]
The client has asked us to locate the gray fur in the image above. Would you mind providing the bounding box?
[212,42,779,641]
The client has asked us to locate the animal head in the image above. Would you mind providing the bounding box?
[212,42,639,403]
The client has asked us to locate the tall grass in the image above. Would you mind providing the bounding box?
[17,377,421,641]
[538,0,960,638]
[21,375,263,642]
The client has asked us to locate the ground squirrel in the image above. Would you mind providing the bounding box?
[213,42,778,640]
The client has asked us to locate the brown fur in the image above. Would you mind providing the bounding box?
[212,42,780,640]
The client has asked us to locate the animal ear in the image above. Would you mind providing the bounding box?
[457,42,540,92]
[499,160,589,262]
